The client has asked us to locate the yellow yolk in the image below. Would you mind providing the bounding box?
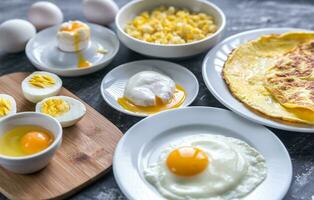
[60,22,83,32]
[72,25,91,68]
[0,98,11,117]
[0,125,54,157]
[117,85,186,114]
[20,131,53,155]
[41,98,70,117]
[29,74,55,88]
[167,146,209,177]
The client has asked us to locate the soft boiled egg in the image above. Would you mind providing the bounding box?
[144,134,267,200]
[35,96,86,127]
[118,71,186,115]
[22,71,62,103]
[0,94,16,119]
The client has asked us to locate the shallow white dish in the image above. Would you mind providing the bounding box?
[202,28,314,133]
[113,107,292,200]
[100,60,199,117]
[116,0,225,58]
[26,23,119,77]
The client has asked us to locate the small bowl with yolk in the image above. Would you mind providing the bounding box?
[0,112,62,174]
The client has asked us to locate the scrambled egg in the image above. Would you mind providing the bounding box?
[125,6,217,44]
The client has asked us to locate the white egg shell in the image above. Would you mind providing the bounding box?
[0,19,36,53]
[28,1,63,30]
[82,0,119,25]
[0,94,17,118]
[22,71,62,103]
[35,96,86,128]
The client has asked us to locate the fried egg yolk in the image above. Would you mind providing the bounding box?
[166,146,209,177]
[20,131,53,155]
[29,74,55,88]
[0,98,11,117]
[41,98,70,117]
[118,85,186,115]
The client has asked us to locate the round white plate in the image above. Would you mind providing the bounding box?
[100,60,199,117]
[113,107,292,200]
[202,28,314,132]
[26,23,120,77]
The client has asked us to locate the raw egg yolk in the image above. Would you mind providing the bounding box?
[20,131,53,155]
[41,98,70,117]
[60,22,83,32]
[29,74,55,88]
[167,146,209,177]
[117,85,186,114]
[0,98,11,117]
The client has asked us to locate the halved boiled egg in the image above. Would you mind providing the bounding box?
[22,71,62,103]
[0,94,16,119]
[35,96,86,127]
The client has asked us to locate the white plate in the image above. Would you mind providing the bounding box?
[202,28,314,132]
[100,60,199,117]
[113,107,292,200]
[26,23,120,77]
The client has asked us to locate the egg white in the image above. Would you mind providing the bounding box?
[22,71,62,103]
[0,94,16,119]
[35,96,86,128]
[144,134,267,200]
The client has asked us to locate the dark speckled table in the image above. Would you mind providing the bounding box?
[0,0,314,199]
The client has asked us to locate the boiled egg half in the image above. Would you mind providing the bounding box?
[118,71,186,115]
[35,96,86,127]
[144,134,267,200]
[22,71,62,103]
[0,94,16,119]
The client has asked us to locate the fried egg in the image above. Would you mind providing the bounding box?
[35,96,86,127]
[118,71,186,115]
[0,94,16,119]
[144,134,267,200]
[22,71,62,103]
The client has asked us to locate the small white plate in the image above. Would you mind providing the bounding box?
[113,107,292,200]
[100,60,199,117]
[202,28,314,132]
[26,23,120,77]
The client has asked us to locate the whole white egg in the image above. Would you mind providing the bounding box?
[0,19,36,53]
[82,0,119,26]
[28,1,63,30]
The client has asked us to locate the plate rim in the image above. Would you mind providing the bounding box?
[202,27,314,133]
[100,59,199,117]
[113,106,292,200]
[25,23,120,76]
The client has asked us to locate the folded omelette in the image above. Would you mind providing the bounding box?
[223,32,314,124]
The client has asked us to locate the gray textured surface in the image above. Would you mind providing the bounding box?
[0,0,314,199]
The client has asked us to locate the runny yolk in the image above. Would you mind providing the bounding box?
[29,74,55,88]
[73,26,91,68]
[117,85,186,114]
[41,98,70,117]
[166,146,209,177]
[0,98,11,117]
[20,131,53,155]
[60,22,83,32]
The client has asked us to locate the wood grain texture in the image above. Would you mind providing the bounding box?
[0,72,122,200]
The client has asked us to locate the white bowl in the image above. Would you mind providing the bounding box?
[115,0,226,58]
[0,112,62,174]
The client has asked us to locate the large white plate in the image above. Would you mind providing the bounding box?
[202,28,314,132]
[101,60,199,117]
[113,107,292,200]
[26,23,119,77]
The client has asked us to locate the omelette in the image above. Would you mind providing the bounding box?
[223,32,314,124]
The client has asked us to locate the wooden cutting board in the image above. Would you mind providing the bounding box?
[0,72,123,200]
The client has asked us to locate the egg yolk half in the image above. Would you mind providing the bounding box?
[118,85,186,114]
[41,98,70,117]
[29,74,55,88]
[0,98,11,117]
[20,131,53,155]
[167,146,209,177]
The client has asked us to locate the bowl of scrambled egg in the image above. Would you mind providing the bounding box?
[116,0,226,58]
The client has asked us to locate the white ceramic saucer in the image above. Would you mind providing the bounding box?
[113,107,292,200]
[202,28,314,132]
[100,60,199,117]
[26,23,119,77]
